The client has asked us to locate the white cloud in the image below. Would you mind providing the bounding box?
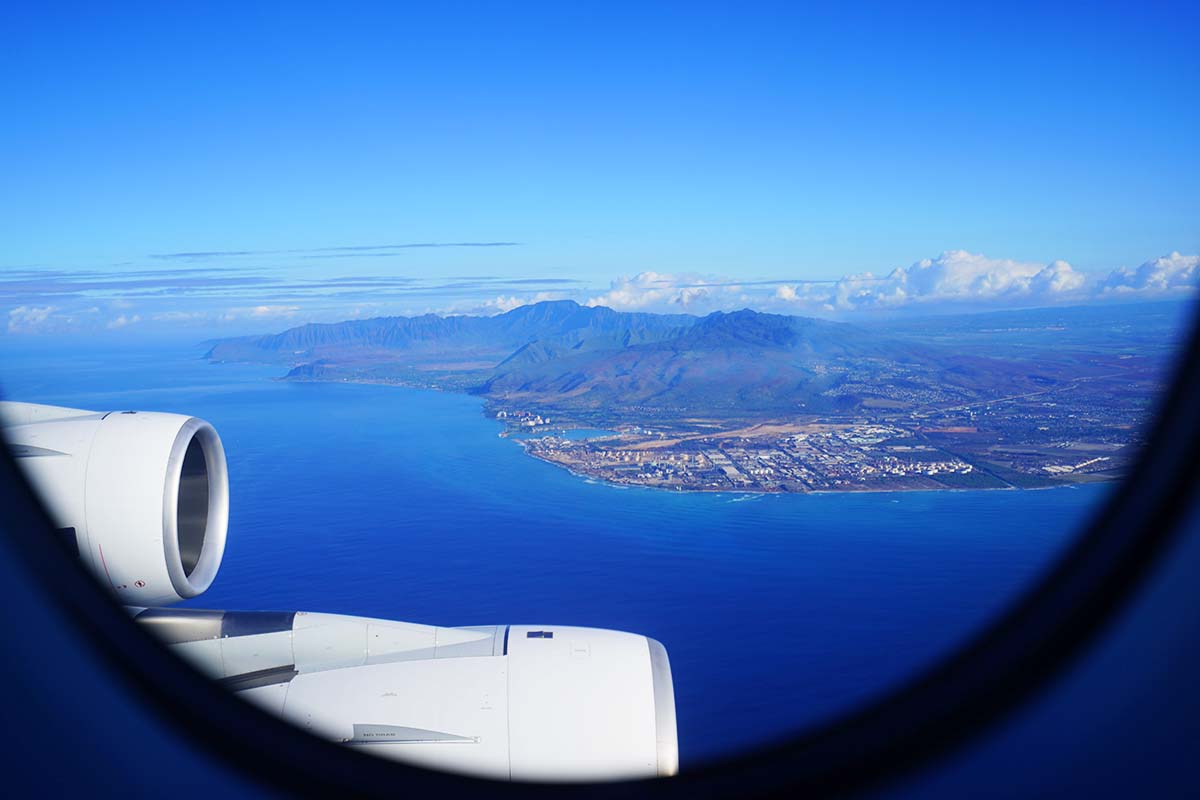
[1031,260,1087,294]
[220,304,301,321]
[770,250,1097,312]
[1101,251,1199,295]
[481,295,528,313]
[773,284,799,302]
[899,251,1079,299]
[151,310,209,323]
[250,305,299,317]
[452,291,568,315]
[586,272,741,311]
[584,251,1193,318]
[106,314,142,329]
[6,306,60,333]
[8,251,1191,335]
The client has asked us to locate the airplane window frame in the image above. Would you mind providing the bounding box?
[0,304,1198,798]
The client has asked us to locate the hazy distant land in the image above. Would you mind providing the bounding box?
[205,299,1192,493]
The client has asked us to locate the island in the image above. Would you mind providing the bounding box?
[206,299,1188,493]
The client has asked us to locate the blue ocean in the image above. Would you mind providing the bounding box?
[0,340,1110,768]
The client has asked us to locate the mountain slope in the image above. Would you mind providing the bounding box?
[205,300,693,366]
[480,310,940,416]
[207,301,1078,422]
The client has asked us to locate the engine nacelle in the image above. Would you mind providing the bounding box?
[137,609,679,781]
[0,401,228,606]
[4,401,679,780]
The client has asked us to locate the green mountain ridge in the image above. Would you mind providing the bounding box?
[207,300,1095,422]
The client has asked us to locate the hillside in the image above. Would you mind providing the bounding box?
[205,300,693,366]
[206,301,1078,422]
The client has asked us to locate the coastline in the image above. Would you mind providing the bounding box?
[271,373,1123,498]
[518,443,1116,497]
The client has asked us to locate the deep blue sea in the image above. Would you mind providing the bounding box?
[0,339,1111,767]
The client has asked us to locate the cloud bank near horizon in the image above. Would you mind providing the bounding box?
[3,250,1196,335]
[582,251,1197,315]
[0,267,581,334]
[771,251,1090,312]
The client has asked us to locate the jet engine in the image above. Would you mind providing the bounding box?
[1,400,679,781]
[0,401,229,606]
[136,610,679,781]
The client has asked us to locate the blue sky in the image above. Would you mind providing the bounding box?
[1,1,1197,334]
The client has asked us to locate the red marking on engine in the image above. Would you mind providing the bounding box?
[97,543,116,590]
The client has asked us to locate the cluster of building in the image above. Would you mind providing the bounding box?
[522,423,981,493]
[498,366,1154,493]
[1042,456,1112,474]
[495,409,552,429]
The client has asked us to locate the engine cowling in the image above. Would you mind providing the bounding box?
[137,609,680,781]
[0,401,228,606]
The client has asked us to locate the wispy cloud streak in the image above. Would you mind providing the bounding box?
[4,250,1193,336]
[150,242,522,260]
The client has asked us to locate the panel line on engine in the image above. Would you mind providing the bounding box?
[220,664,299,692]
